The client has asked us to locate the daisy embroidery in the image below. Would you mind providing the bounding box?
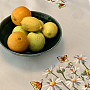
[82,80,90,90]
[70,66,79,72]
[66,75,82,89]
[70,66,79,76]
[42,77,62,90]
[46,0,66,8]
[74,54,87,64]
[42,65,55,78]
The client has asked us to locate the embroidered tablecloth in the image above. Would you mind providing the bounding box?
[0,0,90,90]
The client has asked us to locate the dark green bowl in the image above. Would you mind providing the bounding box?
[0,11,62,56]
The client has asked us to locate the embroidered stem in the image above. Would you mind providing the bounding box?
[82,62,88,69]
[61,81,71,90]
[75,73,79,76]
[62,73,67,81]
[51,72,70,90]
[73,86,78,90]
[51,72,59,78]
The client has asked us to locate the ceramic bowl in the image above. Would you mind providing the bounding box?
[0,11,62,56]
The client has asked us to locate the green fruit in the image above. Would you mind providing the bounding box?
[27,32,45,51]
[21,17,42,32]
[12,26,28,35]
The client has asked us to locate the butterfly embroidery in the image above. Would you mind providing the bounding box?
[30,80,43,90]
[58,3,66,8]
[56,0,66,8]
[57,55,68,63]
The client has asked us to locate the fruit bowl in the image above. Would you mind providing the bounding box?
[0,11,62,56]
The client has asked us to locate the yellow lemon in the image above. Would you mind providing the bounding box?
[21,17,42,32]
[42,22,58,38]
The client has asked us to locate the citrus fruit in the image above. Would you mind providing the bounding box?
[27,32,45,51]
[42,22,58,38]
[12,26,28,35]
[11,6,31,25]
[21,17,42,32]
[39,20,44,27]
[7,32,29,52]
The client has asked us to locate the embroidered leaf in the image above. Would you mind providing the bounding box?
[81,70,87,76]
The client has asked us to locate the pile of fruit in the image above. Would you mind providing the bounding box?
[7,6,58,52]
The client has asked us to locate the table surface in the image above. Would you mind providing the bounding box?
[0,0,90,90]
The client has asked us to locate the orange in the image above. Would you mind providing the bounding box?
[11,6,31,25]
[7,32,29,52]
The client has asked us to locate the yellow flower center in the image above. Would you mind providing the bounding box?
[86,69,90,76]
[77,57,82,60]
[50,81,56,87]
[71,78,76,83]
[46,69,50,72]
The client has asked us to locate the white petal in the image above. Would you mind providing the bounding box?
[56,65,60,71]
[66,81,71,84]
[76,67,79,70]
[55,83,62,87]
[66,81,71,86]
[48,78,52,82]
[42,84,49,88]
[82,57,87,60]
[42,72,48,75]
[82,87,86,90]
[70,82,73,89]
[73,74,76,78]
[77,79,83,82]
[75,82,80,86]
[74,66,77,70]
[55,78,62,83]
[79,54,83,57]
[74,55,78,58]
[54,85,60,90]
[75,60,79,64]
[50,66,53,70]
[47,86,51,90]
[52,77,56,82]
[51,86,55,90]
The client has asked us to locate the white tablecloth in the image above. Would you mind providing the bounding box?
[0,0,90,90]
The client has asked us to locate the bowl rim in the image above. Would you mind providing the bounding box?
[0,11,62,56]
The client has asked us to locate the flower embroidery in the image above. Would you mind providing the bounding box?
[42,66,55,78]
[66,75,82,89]
[74,54,87,64]
[70,66,79,72]
[30,54,90,90]
[46,0,66,8]
[82,80,90,90]
[82,84,88,90]
[42,77,62,90]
